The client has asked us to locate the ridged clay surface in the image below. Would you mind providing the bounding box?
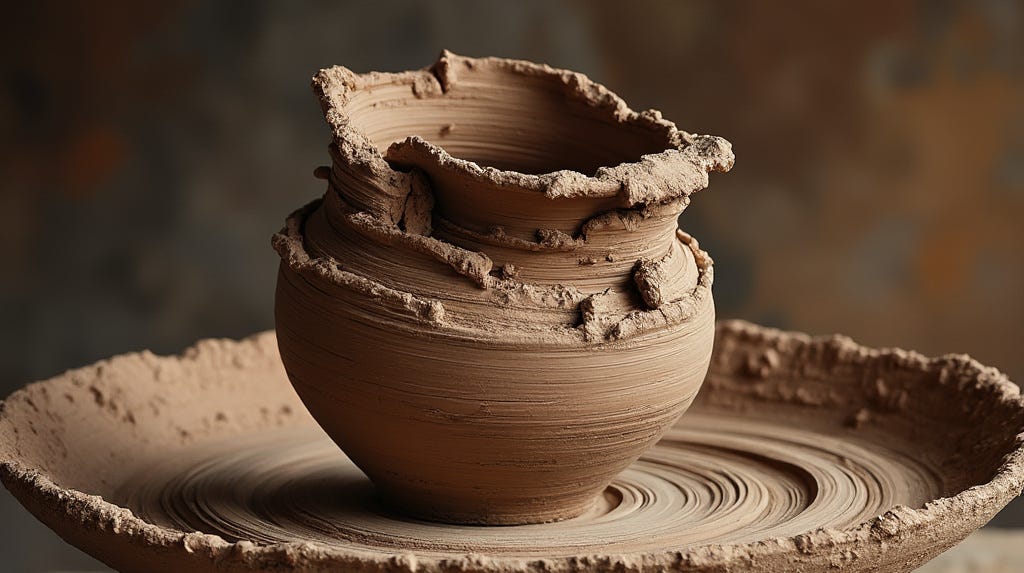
[1,322,1022,572]
[273,51,733,523]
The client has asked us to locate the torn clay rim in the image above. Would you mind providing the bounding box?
[2,321,1023,572]
[312,50,735,207]
[283,51,731,349]
[272,198,716,346]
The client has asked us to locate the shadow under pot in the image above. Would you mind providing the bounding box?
[273,51,733,525]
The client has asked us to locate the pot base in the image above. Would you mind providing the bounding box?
[378,488,602,526]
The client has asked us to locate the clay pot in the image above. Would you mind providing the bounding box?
[272,51,734,524]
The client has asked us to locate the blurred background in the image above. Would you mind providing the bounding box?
[2,0,1022,570]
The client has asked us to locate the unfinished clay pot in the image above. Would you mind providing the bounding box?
[272,51,734,524]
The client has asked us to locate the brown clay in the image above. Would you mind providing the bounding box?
[1,322,1022,572]
[272,51,733,524]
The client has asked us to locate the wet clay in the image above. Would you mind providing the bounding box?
[1,322,1022,572]
[272,51,734,524]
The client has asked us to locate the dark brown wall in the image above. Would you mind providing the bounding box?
[2,1,1022,570]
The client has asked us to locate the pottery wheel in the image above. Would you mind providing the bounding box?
[3,322,1022,573]
[115,412,939,557]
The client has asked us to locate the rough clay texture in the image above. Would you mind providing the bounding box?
[1,322,1022,572]
[272,51,732,524]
